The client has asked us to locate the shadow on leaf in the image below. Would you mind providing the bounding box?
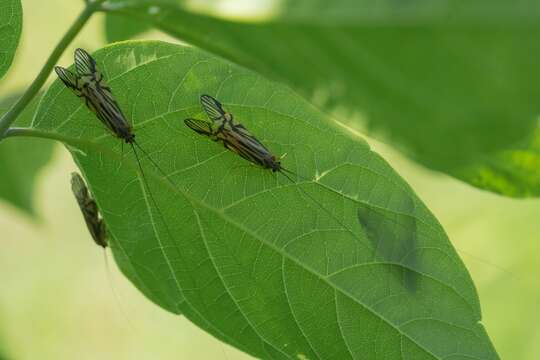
[357,197,418,292]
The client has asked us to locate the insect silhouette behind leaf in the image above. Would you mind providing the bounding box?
[357,197,419,292]
[71,172,107,248]
[56,49,176,252]
[71,172,143,334]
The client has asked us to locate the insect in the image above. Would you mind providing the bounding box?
[55,48,135,144]
[71,172,107,248]
[184,94,289,174]
[56,49,174,246]
[185,95,354,229]
[184,95,289,172]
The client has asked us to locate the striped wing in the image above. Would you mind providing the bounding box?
[82,77,130,137]
[54,66,83,97]
[55,48,133,139]
[184,118,215,136]
[200,94,226,121]
[74,48,97,76]
[219,123,273,167]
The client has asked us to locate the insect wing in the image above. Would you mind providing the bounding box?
[184,118,214,137]
[196,95,276,168]
[87,82,130,137]
[71,172,91,204]
[70,49,132,139]
[74,48,97,76]
[200,94,226,121]
[54,66,83,97]
[220,124,273,167]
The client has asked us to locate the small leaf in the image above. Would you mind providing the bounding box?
[0,95,54,216]
[34,41,498,359]
[0,0,22,80]
[105,0,540,197]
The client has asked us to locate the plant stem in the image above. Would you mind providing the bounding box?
[0,0,106,140]
[5,127,81,145]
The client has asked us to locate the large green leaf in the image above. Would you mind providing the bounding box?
[0,0,22,80]
[0,95,54,215]
[33,41,497,359]
[104,12,151,43]
[104,0,540,197]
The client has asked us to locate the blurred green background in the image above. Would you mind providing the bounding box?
[0,1,539,359]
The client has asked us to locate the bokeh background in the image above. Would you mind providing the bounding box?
[0,1,539,359]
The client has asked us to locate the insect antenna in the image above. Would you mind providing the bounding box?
[453,247,516,279]
[132,140,176,188]
[129,142,178,252]
[101,245,140,335]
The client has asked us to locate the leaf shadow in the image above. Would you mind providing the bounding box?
[357,197,418,292]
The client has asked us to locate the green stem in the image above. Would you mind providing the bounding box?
[4,127,93,147]
[0,0,106,140]
[5,127,82,145]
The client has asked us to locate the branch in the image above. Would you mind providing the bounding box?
[0,0,106,139]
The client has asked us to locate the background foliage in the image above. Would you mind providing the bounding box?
[0,95,54,215]
[106,0,540,198]
[0,0,539,359]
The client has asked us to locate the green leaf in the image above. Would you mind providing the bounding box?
[0,95,54,215]
[33,41,498,359]
[104,12,152,43]
[104,0,540,197]
[0,0,22,80]
[453,126,540,197]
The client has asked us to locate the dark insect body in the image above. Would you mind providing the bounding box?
[71,172,107,248]
[55,49,135,143]
[185,95,284,173]
[56,49,175,249]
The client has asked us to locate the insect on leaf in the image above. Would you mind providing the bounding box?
[186,94,282,172]
[71,172,107,248]
[54,48,134,143]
